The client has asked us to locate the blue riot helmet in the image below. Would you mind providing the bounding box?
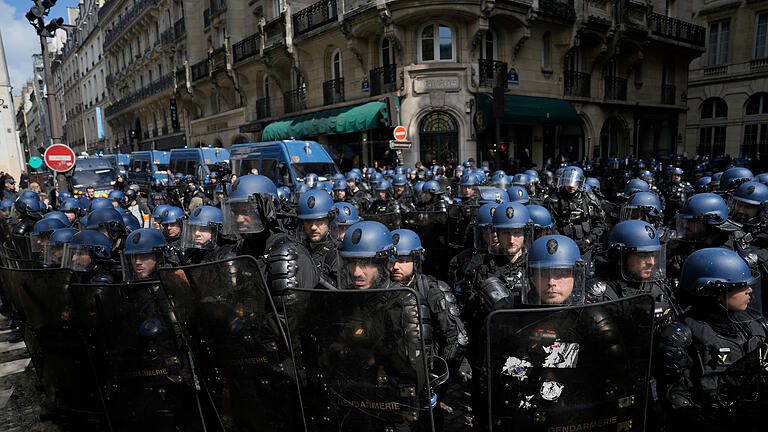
[338,221,396,290]
[332,173,346,183]
[180,205,223,250]
[390,229,425,280]
[525,170,540,182]
[350,168,363,177]
[395,166,405,175]
[312,181,328,191]
[374,179,392,200]
[639,170,654,185]
[346,171,362,185]
[474,203,499,250]
[43,211,71,227]
[585,177,601,194]
[86,207,127,249]
[413,181,425,202]
[756,173,768,186]
[527,204,555,239]
[121,212,141,232]
[623,178,650,197]
[121,228,169,281]
[157,206,185,240]
[489,202,532,256]
[57,191,72,206]
[477,187,509,204]
[89,197,113,212]
[676,193,728,243]
[558,166,584,191]
[43,227,78,266]
[729,181,768,225]
[507,186,530,204]
[369,171,383,187]
[222,174,279,235]
[32,217,68,254]
[511,173,532,190]
[0,199,14,220]
[292,183,310,203]
[276,186,291,205]
[297,189,336,245]
[711,172,723,189]
[459,173,480,197]
[331,179,347,201]
[61,230,111,272]
[107,190,127,207]
[719,167,754,192]
[150,204,171,229]
[608,220,665,282]
[421,180,444,202]
[620,192,663,223]
[491,174,511,191]
[14,193,45,220]
[526,235,585,305]
[392,174,408,187]
[695,176,712,193]
[332,202,360,241]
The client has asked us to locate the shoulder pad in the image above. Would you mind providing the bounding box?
[660,321,692,347]
[585,191,600,202]
[586,279,607,297]
[435,279,451,293]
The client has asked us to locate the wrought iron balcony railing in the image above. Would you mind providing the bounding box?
[293,0,338,36]
[323,77,344,105]
[564,71,591,97]
[370,64,397,96]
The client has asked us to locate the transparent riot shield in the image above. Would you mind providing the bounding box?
[10,233,34,260]
[485,295,655,432]
[158,257,303,432]
[403,211,450,280]
[70,280,207,431]
[281,287,435,432]
[362,212,402,230]
[0,268,105,417]
[447,203,478,249]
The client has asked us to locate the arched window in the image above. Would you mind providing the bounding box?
[381,37,394,66]
[419,111,458,165]
[700,97,728,119]
[263,75,269,98]
[331,49,342,79]
[745,93,768,116]
[481,31,494,60]
[420,24,454,62]
[743,93,768,157]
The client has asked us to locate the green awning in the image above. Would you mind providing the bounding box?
[261,101,386,141]
[475,94,579,127]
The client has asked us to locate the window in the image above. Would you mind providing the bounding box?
[260,158,278,180]
[381,37,394,66]
[148,70,153,83]
[420,24,454,62]
[707,20,730,65]
[263,75,270,98]
[331,49,342,79]
[481,31,494,60]
[273,0,286,17]
[742,123,768,157]
[166,10,172,29]
[701,97,728,119]
[745,93,768,115]
[698,126,726,155]
[756,11,768,59]
[542,32,552,70]
[177,1,184,18]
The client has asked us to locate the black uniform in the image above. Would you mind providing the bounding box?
[544,188,606,253]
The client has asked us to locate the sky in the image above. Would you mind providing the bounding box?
[2,0,80,95]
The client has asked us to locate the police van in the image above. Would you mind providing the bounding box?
[103,153,130,176]
[169,147,230,182]
[70,157,116,198]
[229,140,340,188]
[127,150,170,191]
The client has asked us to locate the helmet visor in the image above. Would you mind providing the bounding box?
[559,170,584,189]
[60,244,98,272]
[30,232,52,255]
[728,196,762,224]
[489,225,532,256]
[221,200,266,234]
[180,220,219,250]
[525,263,586,305]
[121,251,165,281]
[620,247,666,283]
[296,216,337,246]
[620,205,662,223]
[337,255,391,290]
[43,242,68,267]
[675,214,707,242]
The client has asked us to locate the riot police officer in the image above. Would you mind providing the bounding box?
[658,248,768,432]
[296,189,339,281]
[345,171,371,212]
[332,201,360,242]
[12,192,46,235]
[527,204,556,239]
[61,230,119,283]
[31,217,68,259]
[391,173,415,209]
[157,206,186,261]
[108,190,127,208]
[41,227,77,267]
[121,228,170,281]
[524,234,586,305]
[0,198,14,223]
[620,191,674,243]
[417,180,448,212]
[180,205,236,264]
[662,167,693,226]
[86,207,128,255]
[147,178,170,210]
[449,203,498,303]
[59,197,84,226]
[368,180,401,214]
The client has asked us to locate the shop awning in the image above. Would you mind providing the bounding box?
[476,93,579,127]
[261,101,386,141]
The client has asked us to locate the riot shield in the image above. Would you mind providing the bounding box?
[485,295,655,432]
[281,287,435,432]
[158,257,303,432]
[447,203,477,249]
[403,211,449,279]
[70,280,207,431]
[0,268,105,416]
[362,212,402,230]
[11,233,34,260]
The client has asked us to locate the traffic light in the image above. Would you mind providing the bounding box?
[41,0,57,10]
[25,6,44,22]
[43,17,63,36]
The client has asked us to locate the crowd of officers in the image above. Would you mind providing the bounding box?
[0,154,766,431]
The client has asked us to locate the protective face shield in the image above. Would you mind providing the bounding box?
[161,221,183,240]
[527,264,586,305]
[675,215,709,243]
[121,250,166,281]
[61,245,98,272]
[474,225,496,251]
[558,168,584,191]
[221,198,267,235]
[296,216,337,245]
[728,197,762,224]
[43,242,67,267]
[389,254,419,283]
[31,231,54,255]
[338,255,392,290]
[620,245,666,283]
[489,225,532,257]
[180,219,219,250]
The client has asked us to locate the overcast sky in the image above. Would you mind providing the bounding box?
[2,0,79,95]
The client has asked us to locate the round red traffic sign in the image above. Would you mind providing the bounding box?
[393,126,407,141]
[44,144,76,172]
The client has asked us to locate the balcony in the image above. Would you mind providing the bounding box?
[703,65,728,76]
[478,59,508,88]
[370,64,397,96]
[647,12,705,47]
[604,76,627,101]
[210,0,226,16]
[191,60,209,82]
[323,77,344,105]
[564,71,591,97]
[174,18,186,39]
[103,0,158,49]
[211,47,227,72]
[256,97,271,119]
[106,74,114,87]
[661,84,675,105]
[233,33,260,63]
[263,17,285,50]
[293,0,338,36]
[284,88,307,114]
[750,58,768,72]
[104,74,173,118]
[160,28,175,46]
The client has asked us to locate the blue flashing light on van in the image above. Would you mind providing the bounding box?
[229,140,340,188]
